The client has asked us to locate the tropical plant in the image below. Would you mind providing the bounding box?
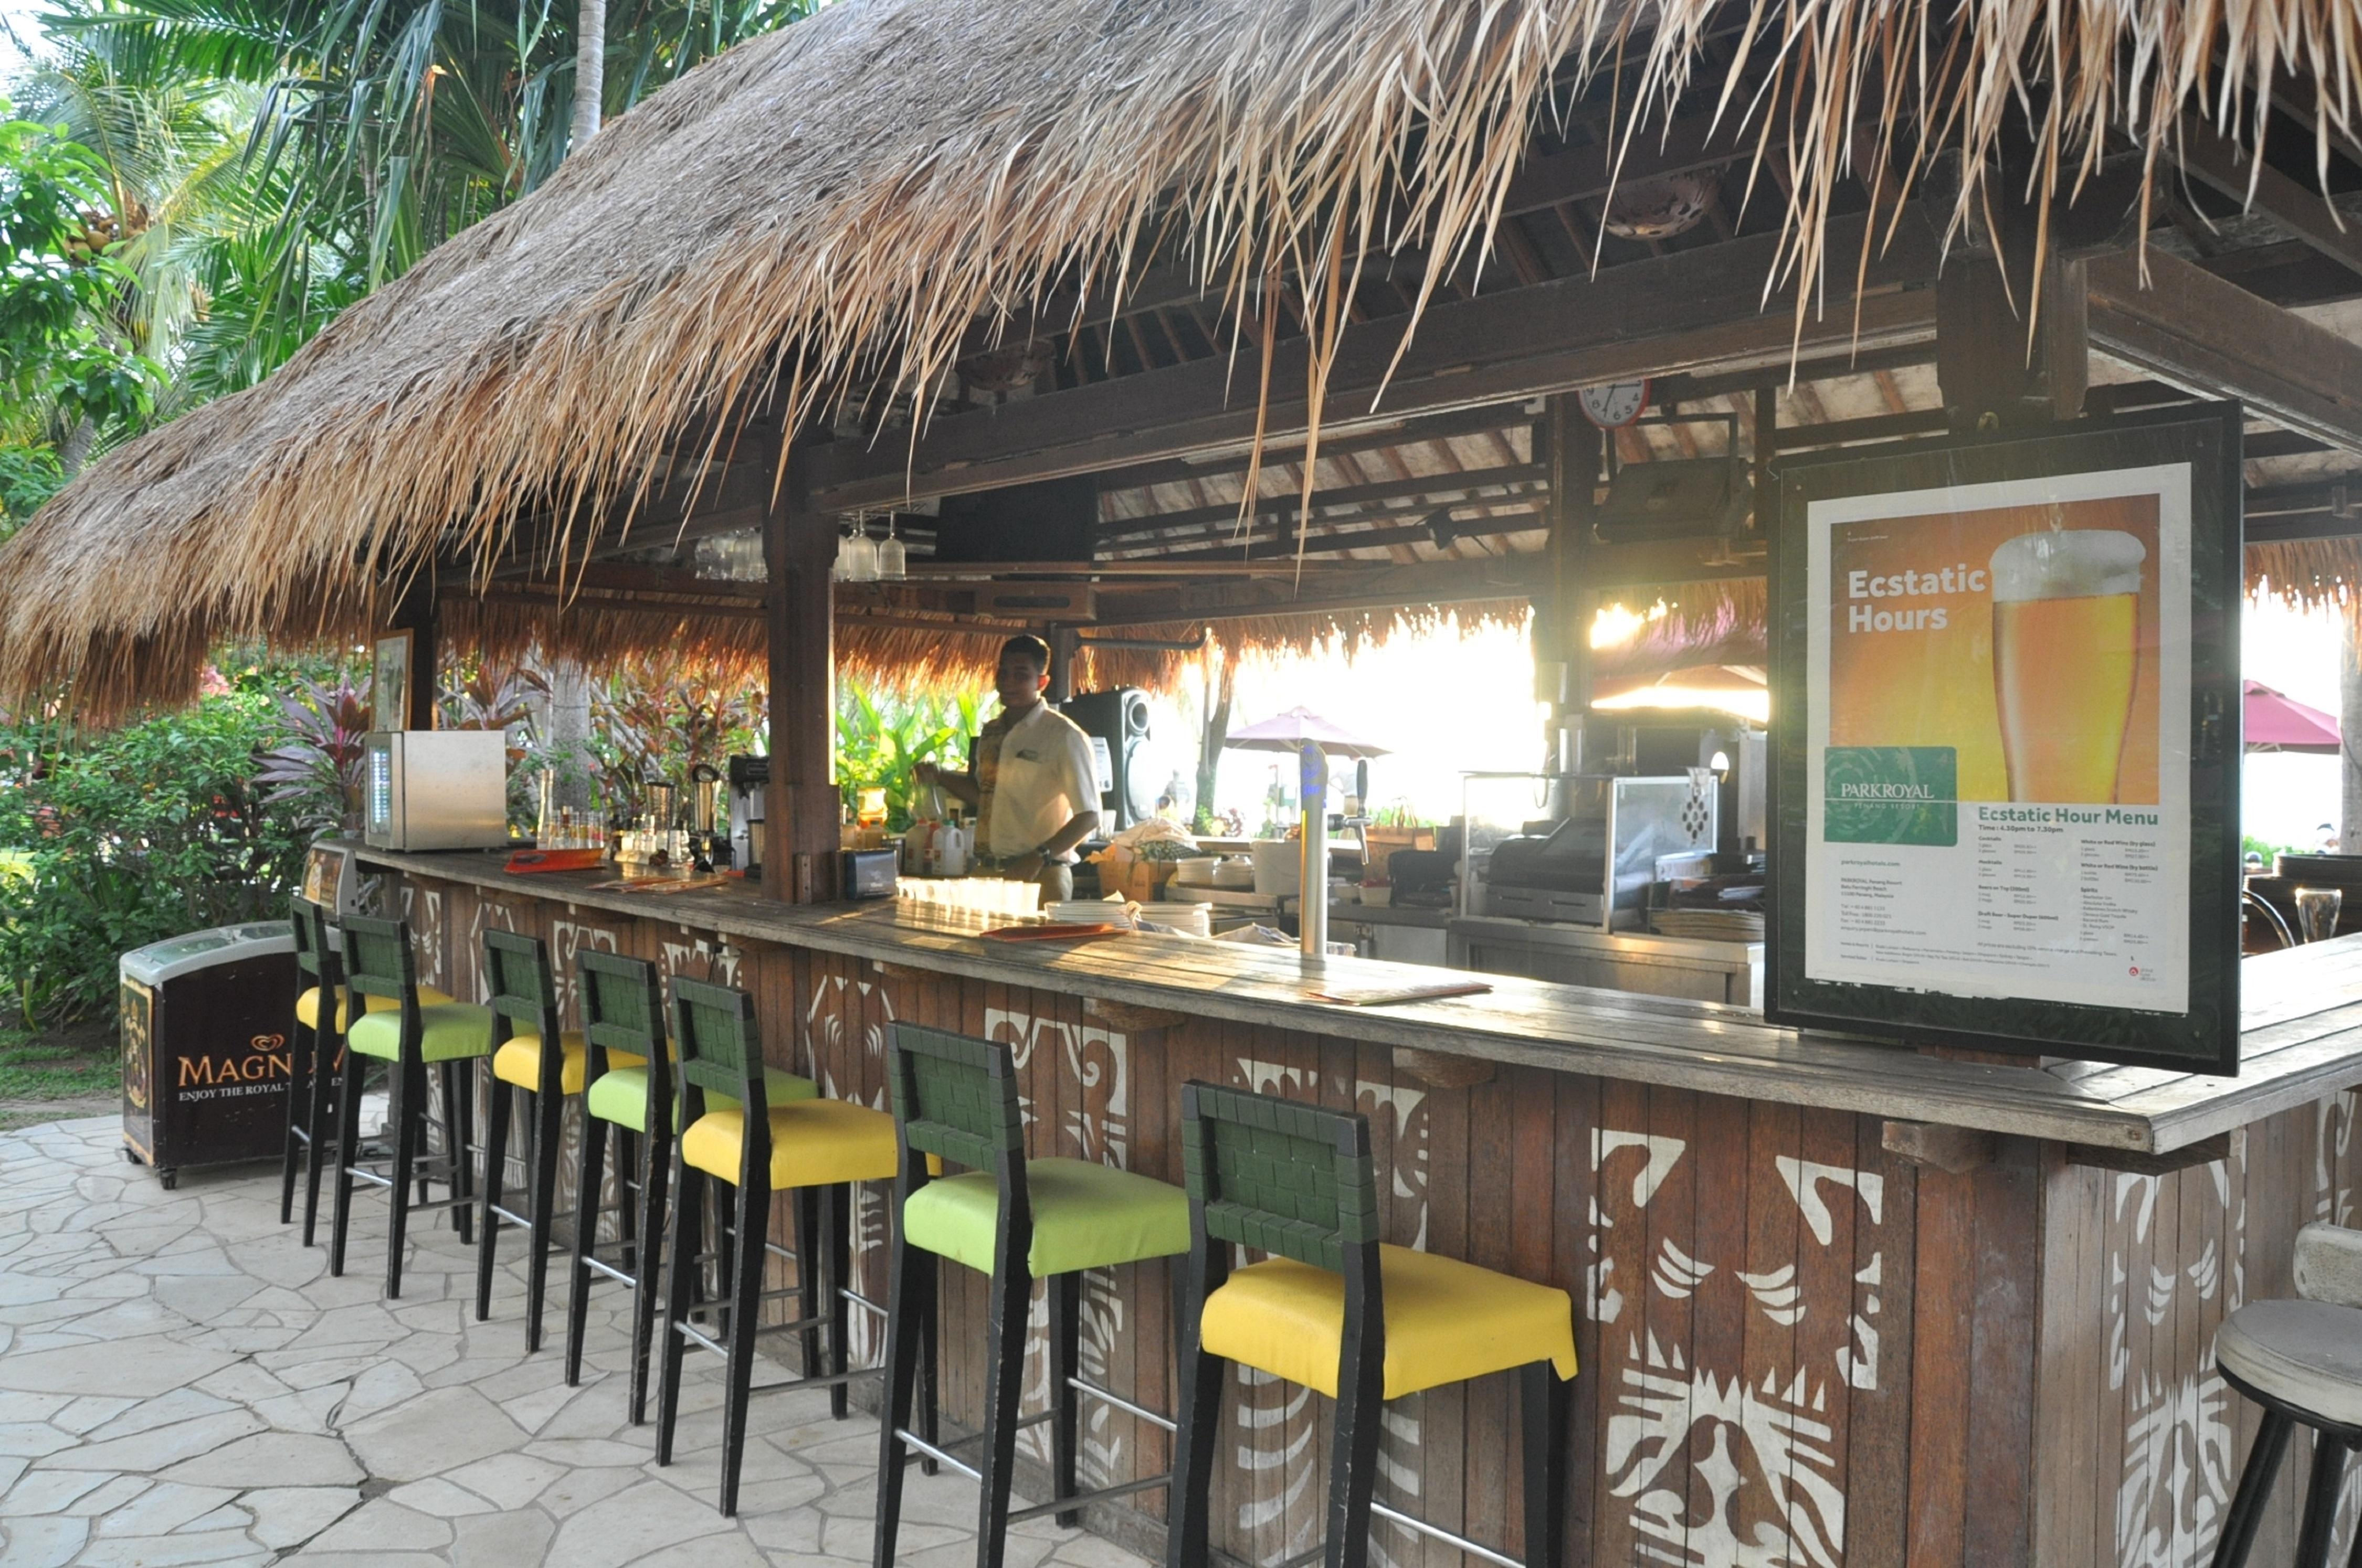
[835,685,978,832]
[588,655,764,817]
[251,670,371,834]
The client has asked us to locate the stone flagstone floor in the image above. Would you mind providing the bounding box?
[0,1115,1150,1568]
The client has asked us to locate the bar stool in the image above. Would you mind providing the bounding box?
[560,954,815,1418]
[280,897,452,1245]
[474,930,629,1351]
[2211,1221,2362,1566]
[653,978,898,1516]
[1166,1082,1576,1568]
[328,914,494,1298]
[873,1024,1191,1568]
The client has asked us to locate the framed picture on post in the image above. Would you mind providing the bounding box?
[1767,403,2244,1073]
[372,630,415,731]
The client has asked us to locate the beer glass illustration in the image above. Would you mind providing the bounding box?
[1989,528,2146,802]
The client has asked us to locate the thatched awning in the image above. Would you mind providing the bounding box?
[6,0,2361,715]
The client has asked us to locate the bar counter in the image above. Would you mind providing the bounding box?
[363,847,2362,1567]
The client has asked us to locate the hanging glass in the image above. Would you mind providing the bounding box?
[876,514,908,580]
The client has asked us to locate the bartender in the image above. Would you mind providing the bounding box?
[914,634,1100,901]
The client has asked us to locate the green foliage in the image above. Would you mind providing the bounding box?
[0,104,163,454]
[835,685,978,832]
[0,694,312,1025]
[0,443,67,528]
[2243,833,2302,865]
[589,655,764,815]
[251,670,371,834]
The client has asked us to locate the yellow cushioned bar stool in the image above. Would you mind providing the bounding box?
[653,977,891,1517]
[328,914,494,1299]
[563,949,703,1423]
[1166,1082,1576,1568]
[873,1024,1191,1568]
[473,929,627,1352]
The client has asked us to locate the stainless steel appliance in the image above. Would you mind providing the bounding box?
[1460,772,1715,930]
[728,755,768,880]
[362,730,511,851]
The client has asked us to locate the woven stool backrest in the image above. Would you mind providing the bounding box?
[1180,1082,1378,1274]
[884,1024,1024,1175]
[340,915,417,1005]
[290,894,330,985]
[579,950,663,1068]
[670,977,762,1105]
[481,929,557,1042]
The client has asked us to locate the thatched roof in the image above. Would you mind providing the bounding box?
[7,0,2362,715]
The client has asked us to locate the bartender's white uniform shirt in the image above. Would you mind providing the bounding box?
[977,701,1100,863]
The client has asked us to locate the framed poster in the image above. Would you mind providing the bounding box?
[1768,404,2243,1072]
[372,631,414,731]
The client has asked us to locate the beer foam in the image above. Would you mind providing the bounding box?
[1988,529,2145,602]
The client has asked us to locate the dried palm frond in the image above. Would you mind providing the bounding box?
[7,0,2359,716]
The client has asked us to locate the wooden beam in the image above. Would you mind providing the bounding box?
[806,210,1946,511]
[2085,247,2362,453]
[2174,114,2362,281]
[1098,461,1546,539]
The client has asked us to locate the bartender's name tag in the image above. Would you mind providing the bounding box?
[1823,746,1958,847]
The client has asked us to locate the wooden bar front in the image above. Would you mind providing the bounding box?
[372,852,2362,1566]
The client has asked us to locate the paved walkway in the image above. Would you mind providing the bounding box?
[0,1116,1148,1568]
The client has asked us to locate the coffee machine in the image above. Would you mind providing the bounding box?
[688,763,724,873]
[727,755,768,881]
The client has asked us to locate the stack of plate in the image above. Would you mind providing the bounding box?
[1650,908,1766,941]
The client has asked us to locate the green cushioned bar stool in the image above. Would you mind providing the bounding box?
[473,930,629,1352]
[873,1023,1190,1568]
[562,949,676,1422]
[1166,1082,1578,1568]
[653,978,894,1517]
[328,914,495,1299]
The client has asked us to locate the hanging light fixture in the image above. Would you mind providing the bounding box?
[876,513,908,580]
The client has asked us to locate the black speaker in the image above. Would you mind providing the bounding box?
[1061,687,1155,831]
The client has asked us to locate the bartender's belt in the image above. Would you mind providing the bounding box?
[971,850,1063,874]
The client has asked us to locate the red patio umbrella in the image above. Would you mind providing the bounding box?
[2243,680,2342,755]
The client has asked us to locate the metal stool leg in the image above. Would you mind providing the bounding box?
[717,1173,771,1517]
[2297,1431,2353,1568]
[653,1148,702,1468]
[563,1103,610,1389]
[1051,1269,1082,1528]
[825,1182,852,1421]
[872,1230,937,1568]
[628,1127,670,1425]
[1520,1361,1572,1567]
[2214,1410,2296,1568]
[385,1055,421,1298]
[974,1256,1034,1568]
[327,1051,368,1277]
[279,1011,314,1224]
[792,1185,825,1387]
[441,1059,476,1247]
[474,1073,514,1321]
[524,1080,563,1352]
[300,1035,341,1248]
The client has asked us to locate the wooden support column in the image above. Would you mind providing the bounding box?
[390,569,439,729]
[1545,402,1605,768]
[1934,156,2087,431]
[766,459,839,904]
[1046,625,1080,705]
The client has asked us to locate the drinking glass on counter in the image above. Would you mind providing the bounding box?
[2296,886,2344,944]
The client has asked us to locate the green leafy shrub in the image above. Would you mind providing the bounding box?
[836,686,979,832]
[0,696,310,1024]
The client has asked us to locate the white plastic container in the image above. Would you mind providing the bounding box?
[1250,840,1302,897]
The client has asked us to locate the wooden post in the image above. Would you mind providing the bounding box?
[392,570,439,729]
[1047,625,1080,705]
[766,454,839,904]
[1544,401,1604,768]
[1934,166,2087,431]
